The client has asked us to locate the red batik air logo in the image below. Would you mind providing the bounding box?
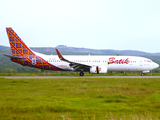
[109,57,129,64]
[58,65,67,67]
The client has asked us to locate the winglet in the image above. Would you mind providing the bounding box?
[55,49,65,61]
[55,49,92,68]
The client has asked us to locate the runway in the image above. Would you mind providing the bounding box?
[2,76,160,79]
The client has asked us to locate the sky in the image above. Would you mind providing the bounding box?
[0,0,160,53]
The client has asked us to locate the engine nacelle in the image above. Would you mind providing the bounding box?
[90,66,108,74]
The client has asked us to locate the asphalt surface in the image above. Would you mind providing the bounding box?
[2,76,160,79]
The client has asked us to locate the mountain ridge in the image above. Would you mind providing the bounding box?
[0,45,160,56]
[1,45,160,73]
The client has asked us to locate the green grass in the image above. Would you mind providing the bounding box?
[0,78,160,119]
[0,71,160,76]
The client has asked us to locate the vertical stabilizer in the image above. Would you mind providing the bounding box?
[6,28,35,56]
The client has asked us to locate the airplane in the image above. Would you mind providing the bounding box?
[3,27,159,76]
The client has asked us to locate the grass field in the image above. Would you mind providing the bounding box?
[0,78,160,120]
[0,71,160,76]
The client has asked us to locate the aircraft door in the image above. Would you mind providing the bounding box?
[32,58,36,65]
[139,60,143,66]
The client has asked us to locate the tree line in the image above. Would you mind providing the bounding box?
[1,47,160,73]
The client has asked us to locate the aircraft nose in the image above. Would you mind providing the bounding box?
[153,62,159,69]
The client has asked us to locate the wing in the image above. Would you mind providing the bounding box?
[3,54,23,59]
[55,49,92,71]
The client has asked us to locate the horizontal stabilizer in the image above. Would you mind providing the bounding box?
[3,54,23,59]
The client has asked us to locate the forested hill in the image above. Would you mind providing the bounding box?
[0,45,160,73]
[32,45,160,56]
[1,45,160,56]
[0,45,9,50]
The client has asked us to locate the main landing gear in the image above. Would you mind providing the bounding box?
[79,71,84,76]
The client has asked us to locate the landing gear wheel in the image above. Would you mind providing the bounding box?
[79,71,84,76]
[141,73,144,76]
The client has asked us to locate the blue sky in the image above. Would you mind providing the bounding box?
[0,0,160,53]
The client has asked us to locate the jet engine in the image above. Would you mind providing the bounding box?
[90,66,108,74]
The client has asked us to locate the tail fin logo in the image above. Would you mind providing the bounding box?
[6,28,35,57]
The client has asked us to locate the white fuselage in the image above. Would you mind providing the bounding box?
[35,51,159,73]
